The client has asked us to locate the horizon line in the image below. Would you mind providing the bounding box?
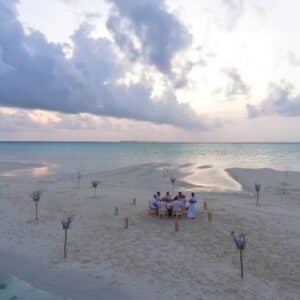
[1,140,300,144]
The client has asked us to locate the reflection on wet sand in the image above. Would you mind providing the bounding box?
[1,162,56,178]
[32,165,53,177]
[183,165,242,192]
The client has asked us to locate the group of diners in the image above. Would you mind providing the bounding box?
[150,191,197,219]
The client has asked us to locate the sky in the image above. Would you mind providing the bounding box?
[1,0,300,141]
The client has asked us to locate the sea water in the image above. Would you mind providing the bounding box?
[1,142,300,190]
[0,273,65,300]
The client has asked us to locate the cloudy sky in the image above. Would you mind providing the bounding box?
[1,0,300,141]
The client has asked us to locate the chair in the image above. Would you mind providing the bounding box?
[172,202,183,218]
[148,200,157,217]
[181,208,188,218]
[158,201,167,218]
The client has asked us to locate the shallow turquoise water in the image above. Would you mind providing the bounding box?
[1,142,300,190]
[1,142,300,172]
[0,273,65,300]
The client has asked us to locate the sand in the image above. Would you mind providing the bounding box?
[0,163,300,299]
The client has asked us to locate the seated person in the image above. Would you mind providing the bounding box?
[172,197,185,212]
[156,191,161,201]
[175,192,186,205]
[158,200,167,216]
[150,194,158,210]
[164,191,172,202]
[181,195,189,208]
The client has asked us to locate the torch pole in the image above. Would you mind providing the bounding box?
[64,228,68,259]
[240,249,244,279]
[35,202,39,223]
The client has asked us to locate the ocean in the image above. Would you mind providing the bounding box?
[0,142,300,190]
[0,273,65,300]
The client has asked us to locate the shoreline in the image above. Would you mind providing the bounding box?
[0,161,44,173]
[0,249,132,300]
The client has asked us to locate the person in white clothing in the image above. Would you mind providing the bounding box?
[164,192,172,202]
[188,192,197,219]
[150,194,158,210]
[158,200,167,217]
[156,192,161,201]
[172,197,184,212]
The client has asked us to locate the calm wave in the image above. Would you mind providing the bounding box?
[0,142,300,190]
[0,273,65,300]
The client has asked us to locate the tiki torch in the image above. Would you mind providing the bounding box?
[231,231,247,279]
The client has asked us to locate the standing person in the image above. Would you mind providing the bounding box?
[188,192,197,219]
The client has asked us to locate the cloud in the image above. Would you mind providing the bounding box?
[245,103,259,119]
[0,109,100,132]
[0,110,31,132]
[222,68,249,98]
[106,0,192,74]
[0,108,220,142]
[0,48,14,75]
[0,1,215,130]
[170,57,206,90]
[246,82,300,118]
[222,0,244,30]
[287,51,300,67]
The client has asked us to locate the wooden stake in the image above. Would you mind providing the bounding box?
[208,211,212,223]
[124,217,129,229]
[240,250,244,279]
[207,211,211,222]
[204,201,208,210]
[35,202,39,223]
[114,206,119,216]
[174,218,179,232]
[64,229,68,259]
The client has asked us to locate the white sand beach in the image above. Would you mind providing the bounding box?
[0,163,300,299]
